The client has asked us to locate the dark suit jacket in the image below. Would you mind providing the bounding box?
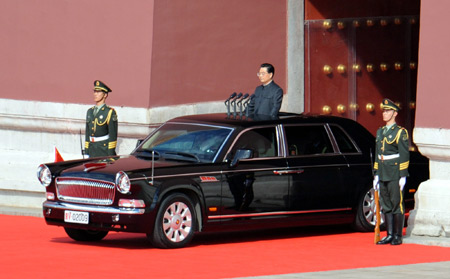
[247,81,283,118]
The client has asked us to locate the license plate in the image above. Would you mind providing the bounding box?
[64,210,89,224]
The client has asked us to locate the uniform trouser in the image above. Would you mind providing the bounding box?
[379,179,404,215]
[379,180,405,243]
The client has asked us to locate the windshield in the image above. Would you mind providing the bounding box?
[135,123,233,163]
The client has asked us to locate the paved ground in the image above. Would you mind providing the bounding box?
[0,206,42,217]
[237,261,450,279]
[3,206,449,279]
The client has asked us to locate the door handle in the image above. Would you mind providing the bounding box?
[273,169,304,175]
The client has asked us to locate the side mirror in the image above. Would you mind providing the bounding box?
[230,149,253,168]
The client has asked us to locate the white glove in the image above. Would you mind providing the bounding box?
[373,175,379,191]
[399,177,406,191]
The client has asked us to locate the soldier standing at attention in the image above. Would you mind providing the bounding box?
[85,80,118,157]
[373,98,409,245]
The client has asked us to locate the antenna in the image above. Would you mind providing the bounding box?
[150,150,155,185]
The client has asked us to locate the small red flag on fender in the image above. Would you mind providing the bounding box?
[54,147,64,162]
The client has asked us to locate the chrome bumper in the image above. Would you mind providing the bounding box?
[43,201,145,215]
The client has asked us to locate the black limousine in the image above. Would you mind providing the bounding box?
[37,113,428,248]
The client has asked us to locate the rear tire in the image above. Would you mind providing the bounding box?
[353,187,385,232]
[149,193,197,249]
[64,227,108,241]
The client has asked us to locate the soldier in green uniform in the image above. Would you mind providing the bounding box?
[84,80,118,158]
[373,98,409,245]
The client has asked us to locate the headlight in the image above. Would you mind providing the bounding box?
[115,171,131,194]
[37,164,52,187]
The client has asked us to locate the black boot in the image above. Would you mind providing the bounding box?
[377,213,394,245]
[391,214,405,245]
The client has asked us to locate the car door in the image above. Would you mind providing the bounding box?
[283,124,351,211]
[219,126,290,219]
[327,124,373,204]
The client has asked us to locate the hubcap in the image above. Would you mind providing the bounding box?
[162,201,192,243]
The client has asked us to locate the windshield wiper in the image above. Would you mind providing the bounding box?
[134,149,160,160]
[163,151,200,163]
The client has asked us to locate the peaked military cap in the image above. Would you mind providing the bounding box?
[381,98,400,111]
[94,80,112,93]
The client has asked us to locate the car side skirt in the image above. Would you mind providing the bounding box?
[208,207,352,220]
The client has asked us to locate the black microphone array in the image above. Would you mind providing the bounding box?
[224,92,253,118]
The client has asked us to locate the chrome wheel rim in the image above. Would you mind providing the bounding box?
[162,201,192,243]
[362,188,384,226]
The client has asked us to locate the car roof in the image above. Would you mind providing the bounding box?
[168,112,361,128]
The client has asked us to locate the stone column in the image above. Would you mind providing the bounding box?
[404,0,450,247]
[285,0,305,113]
[406,128,450,246]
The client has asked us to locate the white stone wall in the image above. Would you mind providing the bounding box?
[0,98,225,211]
[0,80,302,212]
[407,127,450,240]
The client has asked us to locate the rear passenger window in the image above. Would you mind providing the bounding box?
[329,125,358,153]
[285,125,333,156]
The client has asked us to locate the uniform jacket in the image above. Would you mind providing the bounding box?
[374,123,409,181]
[85,105,118,157]
[247,81,283,118]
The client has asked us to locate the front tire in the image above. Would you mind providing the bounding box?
[149,193,197,249]
[353,187,385,231]
[64,227,108,241]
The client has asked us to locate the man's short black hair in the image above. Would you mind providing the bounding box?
[260,63,275,76]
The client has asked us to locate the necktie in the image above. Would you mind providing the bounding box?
[94,107,99,116]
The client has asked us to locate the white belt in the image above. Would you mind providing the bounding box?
[378,154,399,160]
[90,135,109,142]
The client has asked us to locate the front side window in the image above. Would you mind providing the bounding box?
[285,125,334,156]
[231,127,278,158]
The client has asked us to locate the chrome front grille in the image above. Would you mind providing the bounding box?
[56,177,115,205]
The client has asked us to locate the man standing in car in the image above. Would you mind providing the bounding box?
[373,98,409,245]
[246,63,283,118]
[85,80,118,157]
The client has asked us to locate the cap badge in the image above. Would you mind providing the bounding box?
[96,81,100,86]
